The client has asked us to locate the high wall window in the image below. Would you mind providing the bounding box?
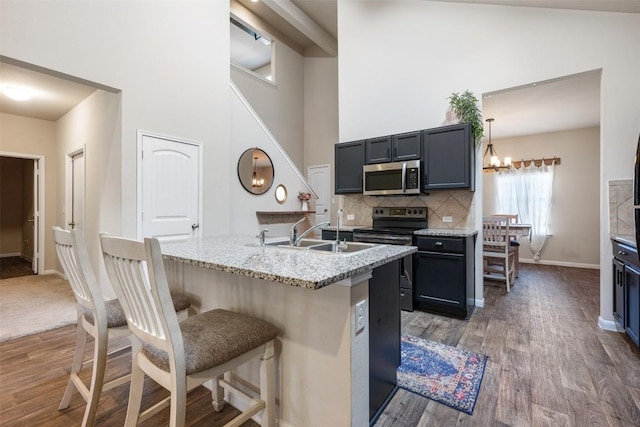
[230,16,274,83]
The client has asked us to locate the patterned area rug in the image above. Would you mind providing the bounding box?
[397,335,488,415]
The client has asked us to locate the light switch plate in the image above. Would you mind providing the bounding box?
[443,216,453,223]
[347,214,355,220]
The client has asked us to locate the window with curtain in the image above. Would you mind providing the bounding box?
[494,162,556,260]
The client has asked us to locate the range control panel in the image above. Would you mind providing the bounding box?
[372,207,426,219]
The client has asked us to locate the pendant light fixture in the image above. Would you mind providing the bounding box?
[251,156,264,188]
[482,118,512,172]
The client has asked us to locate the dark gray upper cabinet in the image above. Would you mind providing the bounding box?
[365,132,421,164]
[365,136,392,164]
[392,131,421,161]
[422,123,475,192]
[335,140,365,194]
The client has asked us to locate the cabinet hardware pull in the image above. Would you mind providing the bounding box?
[434,241,444,247]
[619,250,627,255]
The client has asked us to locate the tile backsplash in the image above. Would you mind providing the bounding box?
[609,179,634,240]
[337,190,476,229]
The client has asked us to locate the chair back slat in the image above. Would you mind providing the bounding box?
[52,227,102,313]
[492,213,518,224]
[100,233,179,352]
[483,216,510,251]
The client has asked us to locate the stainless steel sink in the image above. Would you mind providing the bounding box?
[261,239,378,254]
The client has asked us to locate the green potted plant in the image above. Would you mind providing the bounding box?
[447,90,484,145]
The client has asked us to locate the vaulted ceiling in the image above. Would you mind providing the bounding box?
[1,1,636,136]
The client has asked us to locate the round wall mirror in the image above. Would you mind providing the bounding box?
[275,184,287,204]
[238,148,274,195]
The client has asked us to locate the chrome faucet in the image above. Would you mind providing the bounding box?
[290,217,307,246]
[292,221,331,247]
[256,228,269,246]
[335,209,348,250]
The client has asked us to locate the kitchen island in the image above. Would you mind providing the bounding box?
[160,235,416,427]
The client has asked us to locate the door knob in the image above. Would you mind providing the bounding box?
[27,218,35,223]
[191,223,200,230]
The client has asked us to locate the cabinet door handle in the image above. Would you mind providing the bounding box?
[434,241,444,247]
[618,250,627,256]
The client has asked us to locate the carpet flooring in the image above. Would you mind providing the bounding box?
[0,274,77,342]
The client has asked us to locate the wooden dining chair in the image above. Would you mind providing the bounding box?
[482,217,517,292]
[491,213,520,276]
[99,233,279,427]
[53,227,191,427]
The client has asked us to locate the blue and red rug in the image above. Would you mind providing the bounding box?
[397,335,488,415]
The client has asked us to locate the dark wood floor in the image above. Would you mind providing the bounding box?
[1,264,639,426]
[0,256,34,280]
[375,264,640,427]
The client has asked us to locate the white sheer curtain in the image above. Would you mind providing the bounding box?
[495,161,555,260]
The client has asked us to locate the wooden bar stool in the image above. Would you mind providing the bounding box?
[99,233,279,427]
[52,227,191,426]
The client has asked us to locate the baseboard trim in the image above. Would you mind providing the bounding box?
[44,269,66,279]
[0,252,21,258]
[519,259,600,269]
[598,316,624,332]
[475,298,485,308]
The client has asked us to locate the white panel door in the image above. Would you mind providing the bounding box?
[142,135,200,240]
[308,165,330,226]
[71,152,85,230]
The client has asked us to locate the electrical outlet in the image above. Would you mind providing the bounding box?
[443,216,453,223]
[347,214,355,221]
[355,300,366,334]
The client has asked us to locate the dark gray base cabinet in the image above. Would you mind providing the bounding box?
[413,235,475,319]
[612,239,640,348]
[369,260,401,424]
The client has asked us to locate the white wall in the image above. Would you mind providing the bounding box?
[1,0,232,249]
[230,84,313,238]
[0,113,57,271]
[56,90,121,296]
[232,41,305,170]
[338,1,640,320]
[483,127,600,267]
[304,57,339,221]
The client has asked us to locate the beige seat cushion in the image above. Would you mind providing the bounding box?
[142,309,279,375]
[84,293,192,328]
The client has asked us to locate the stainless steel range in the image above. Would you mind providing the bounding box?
[353,207,427,311]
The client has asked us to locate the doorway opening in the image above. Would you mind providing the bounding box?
[0,152,45,277]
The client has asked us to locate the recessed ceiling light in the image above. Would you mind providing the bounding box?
[3,85,32,101]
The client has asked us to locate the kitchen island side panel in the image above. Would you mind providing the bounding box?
[165,259,370,427]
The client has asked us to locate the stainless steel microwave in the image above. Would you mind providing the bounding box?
[363,160,421,196]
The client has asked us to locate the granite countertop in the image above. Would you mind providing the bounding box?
[612,235,636,248]
[414,228,478,237]
[160,235,416,290]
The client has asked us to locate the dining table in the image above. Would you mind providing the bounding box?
[509,223,532,239]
